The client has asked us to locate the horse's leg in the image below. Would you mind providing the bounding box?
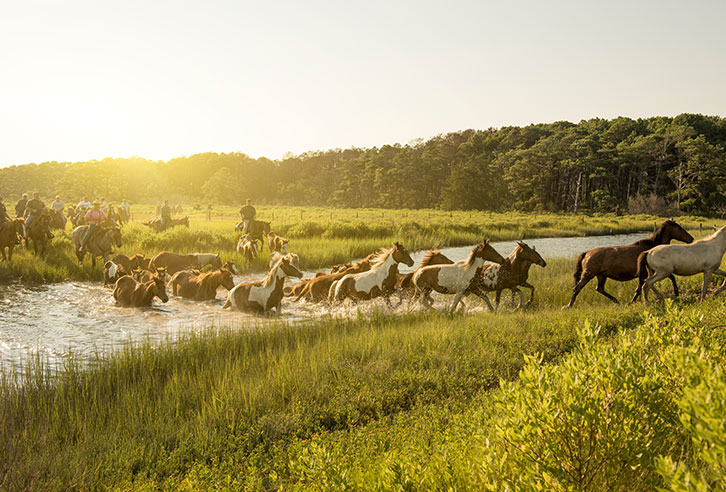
[384,295,394,310]
[494,289,502,311]
[711,269,726,296]
[701,270,713,302]
[645,271,669,302]
[595,274,619,304]
[565,272,595,308]
[523,282,535,306]
[668,275,680,297]
[512,288,524,310]
[450,291,466,312]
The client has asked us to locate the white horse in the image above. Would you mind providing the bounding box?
[637,225,726,303]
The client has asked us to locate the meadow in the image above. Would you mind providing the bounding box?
[0,206,711,283]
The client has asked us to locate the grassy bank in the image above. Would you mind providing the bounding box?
[0,208,709,283]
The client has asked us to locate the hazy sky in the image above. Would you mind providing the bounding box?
[1,0,725,166]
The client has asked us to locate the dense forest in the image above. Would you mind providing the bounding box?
[2,113,725,215]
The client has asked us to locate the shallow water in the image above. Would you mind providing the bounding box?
[0,232,648,372]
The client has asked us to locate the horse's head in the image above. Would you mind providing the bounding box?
[155,266,169,283]
[279,257,303,279]
[110,228,123,248]
[662,219,694,244]
[219,268,236,290]
[516,241,546,267]
[285,253,300,268]
[224,260,239,275]
[477,240,505,264]
[392,242,414,267]
[151,275,169,303]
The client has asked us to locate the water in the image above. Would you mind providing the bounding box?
[0,232,648,372]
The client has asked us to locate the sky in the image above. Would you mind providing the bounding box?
[1,0,725,167]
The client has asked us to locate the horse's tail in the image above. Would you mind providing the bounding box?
[293,282,309,303]
[283,286,293,296]
[636,251,650,284]
[573,252,586,286]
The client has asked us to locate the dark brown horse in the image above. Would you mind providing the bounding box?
[0,218,24,261]
[170,267,235,301]
[565,219,693,307]
[242,220,271,251]
[113,274,169,307]
[149,252,222,274]
[49,209,66,230]
[25,210,52,256]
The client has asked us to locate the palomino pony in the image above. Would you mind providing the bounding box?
[237,235,259,265]
[413,241,505,310]
[636,225,726,303]
[467,241,547,311]
[223,256,303,313]
[25,210,52,256]
[0,218,24,261]
[113,274,169,307]
[329,242,415,307]
[72,225,123,267]
[170,267,235,301]
[565,219,693,307]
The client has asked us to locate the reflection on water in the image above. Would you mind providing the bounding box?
[0,232,649,372]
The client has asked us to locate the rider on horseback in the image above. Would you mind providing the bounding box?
[239,199,256,234]
[0,196,10,225]
[79,201,106,253]
[24,192,54,240]
[51,195,67,228]
[160,200,172,231]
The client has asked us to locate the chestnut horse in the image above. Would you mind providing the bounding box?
[291,253,377,303]
[329,242,415,307]
[72,225,123,267]
[394,249,455,307]
[113,274,169,307]
[0,218,24,261]
[413,241,505,310]
[133,266,171,284]
[223,256,303,313]
[170,267,235,301]
[565,219,693,307]
[113,253,151,272]
[267,231,289,253]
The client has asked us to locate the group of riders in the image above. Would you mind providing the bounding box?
[0,193,131,250]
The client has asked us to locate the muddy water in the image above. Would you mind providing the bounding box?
[0,232,648,372]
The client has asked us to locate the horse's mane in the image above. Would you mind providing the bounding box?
[262,259,284,288]
[465,244,484,266]
[369,248,394,269]
[420,249,442,267]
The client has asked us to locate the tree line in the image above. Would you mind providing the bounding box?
[1,113,725,215]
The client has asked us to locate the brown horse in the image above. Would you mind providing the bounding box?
[292,253,376,303]
[267,231,289,253]
[223,256,303,313]
[113,274,169,307]
[103,261,128,286]
[112,253,151,272]
[25,210,52,256]
[72,225,123,267]
[565,219,693,307]
[413,241,505,310]
[0,218,24,261]
[330,242,415,307]
[468,241,547,311]
[394,250,455,306]
[170,267,235,301]
[243,220,271,251]
[133,266,170,284]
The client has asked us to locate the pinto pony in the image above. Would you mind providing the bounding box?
[103,261,128,286]
[413,241,505,310]
[0,218,24,262]
[170,267,235,301]
[113,274,169,307]
[237,235,259,265]
[566,219,693,307]
[269,251,299,270]
[329,242,415,307]
[267,232,289,253]
[223,256,303,313]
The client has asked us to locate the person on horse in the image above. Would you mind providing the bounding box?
[79,200,106,252]
[24,192,54,240]
[0,196,10,225]
[51,195,67,228]
[120,199,130,218]
[77,196,91,210]
[160,200,172,231]
[239,199,256,234]
[15,193,28,218]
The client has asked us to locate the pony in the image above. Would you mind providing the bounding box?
[133,266,171,284]
[143,216,190,232]
[413,241,505,310]
[25,210,52,256]
[112,253,151,272]
[223,260,239,275]
[292,253,376,303]
[329,242,415,307]
[149,252,222,274]
[0,218,24,262]
[242,220,271,251]
[170,267,235,301]
[113,274,169,307]
[72,225,123,267]
[393,249,454,307]
[565,219,693,307]
[467,241,547,311]
[103,261,128,286]
[223,256,303,313]
[269,251,299,270]
[237,235,259,265]
[635,225,726,303]
[267,231,289,253]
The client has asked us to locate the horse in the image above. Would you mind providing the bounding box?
[223,260,239,275]
[170,267,235,301]
[267,231,289,253]
[413,241,505,310]
[133,266,171,284]
[393,250,455,307]
[242,220,271,251]
[467,241,547,311]
[330,242,415,307]
[635,225,726,303]
[25,210,52,256]
[149,252,222,274]
[49,209,66,230]
[113,274,169,307]
[112,253,151,272]
[143,216,190,232]
[103,261,128,286]
[292,253,376,303]
[0,218,24,262]
[72,225,123,267]
[69,206,88,228]
[269,251,299,270]
[117,207,130,225]
[223,256,303,313]
[565,219,693,307]
[237,235,259,265]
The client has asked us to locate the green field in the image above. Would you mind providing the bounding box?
[0,207,711,283]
